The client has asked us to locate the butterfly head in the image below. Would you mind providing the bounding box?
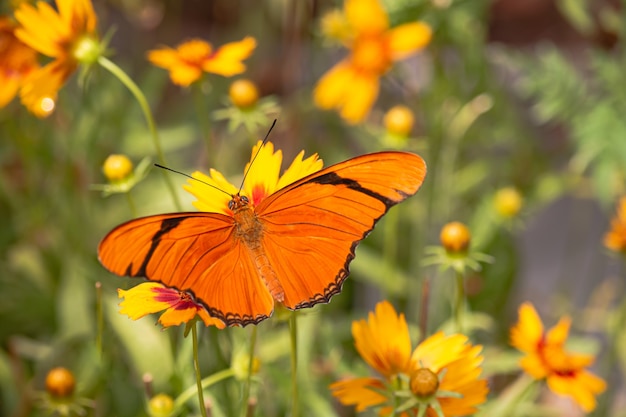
[228,194,251,213]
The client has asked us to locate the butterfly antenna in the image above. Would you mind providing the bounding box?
[237,119,277,193]
[154,164,232,197]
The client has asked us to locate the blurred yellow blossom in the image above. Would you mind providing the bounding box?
[384,105,414,136]
[440,221,471,253]
[510,302,606,412]
[102,154,133,182]
[45,367,75,398]
[148,37,256,87]
[229,78,259,108]
[14,0,103,117]
[314,0,431,124]
[604,196,626,253]
[0,17,39,109]
[494,187,523,218]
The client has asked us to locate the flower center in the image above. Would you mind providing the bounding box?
[410,368,439,398]
[351,35,391,74]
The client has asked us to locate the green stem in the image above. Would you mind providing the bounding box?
[95,282,103,358]
[125,192,137,217]
[174,368,236,411]
[454,270,465,333]
[97,56,182,211]
[289,312,299,417]
[240,325,257,417]
[191,324,208,417]
[192,81,214,164]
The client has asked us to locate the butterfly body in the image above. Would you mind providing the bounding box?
[99,151,427,326]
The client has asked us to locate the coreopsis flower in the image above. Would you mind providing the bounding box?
[494,187,523,219]
[14,0,103,117]
[0,17,39,109]
[330,301,488,416]
[45,367,76,398]
[510,302,606,412]
[118,282,225,329]
[314,0,432,124]
[440,222,471,253]
[147,37,256,87]
[384,105,414,137]
[604,196,626,253]
[183,141,323,215]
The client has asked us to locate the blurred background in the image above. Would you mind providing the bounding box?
[1,0,625,416]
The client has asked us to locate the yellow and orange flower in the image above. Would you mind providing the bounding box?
[330,301,488,416]
[148,37,256,87]
[118,282,225,329]
[314,0,431,124]
[604,196,626,253]
[183,141,323,215]
[0,17,39,109]
[510,302,606,412]
[14,0,102,117]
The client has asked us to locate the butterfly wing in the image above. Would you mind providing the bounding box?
[255,151,426,310]
[98,213,274,325]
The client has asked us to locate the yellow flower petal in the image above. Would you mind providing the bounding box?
[15,2,68,57]
[344,0,388,35]
[20,60,72,117]
[275,150,323,191]
[546,370,606,412]
[242,141,282,205]
[352,301,412,377]
[118,282,172,320]
[147,47,180,69]
[183,169,238,215]
[387,22,432,60]
[329,377,388,412]
[202,36,256,76]
[510,302,544,353]
[313,60,353,110]
[545,316,571,346]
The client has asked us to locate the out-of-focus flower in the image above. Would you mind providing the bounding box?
[45,367,75,398]
[494,187,523,218]
[384,105,414,136]
[148,37,256,87]
[229,78,259,108]
[440,221,471,253]
[314,0,431,124]
[183,140,323,215]
[231,351,261,381]
[510,302,606,412]
[14,0,103,117]
[91,156,151,197]
[330,301,488,416]
[0,17,39,109]
[604,196,626,253]
[118,282,226,329]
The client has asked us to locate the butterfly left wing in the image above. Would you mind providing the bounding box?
[255,151,426,310]
[98,213,275,326]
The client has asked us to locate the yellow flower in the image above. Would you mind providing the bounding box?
[14,0,101,117]
[384,105,414,136]
[510,302,606,412]
[229,78,260,108]
[604,196,626,253]
[314,0,431,124]
[440,221,471,253]
[102,154,133,182]
[183,140,323,215]
[118,282,225,329]
[494,187,523,218]
[45,367,76,398]
[330,301,488,416]
[148,37,256,87]
[0,17,39,109]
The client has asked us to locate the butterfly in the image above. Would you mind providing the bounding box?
[98,146,426,326]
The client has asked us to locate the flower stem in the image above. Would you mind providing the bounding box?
[97,56,182,211]
[192,81,214,165]
[240,325,257,417]
[125,192,137,217]
[454,270,465,333]
[95,282,103,358]
[191,323,208,417]
[174,368,236,411]
[289,312,299,417]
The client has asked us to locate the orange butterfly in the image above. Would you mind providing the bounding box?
[98,142,426,326]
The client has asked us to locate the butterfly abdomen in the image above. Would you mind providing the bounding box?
[233,205,285,303]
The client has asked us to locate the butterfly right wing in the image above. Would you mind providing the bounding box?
[98,212,274,326]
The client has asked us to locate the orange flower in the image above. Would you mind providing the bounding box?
[147,37,256,87]
[604,196,626,253]
[14,0,102,117]
[330,301,488,416]
[118,282,225,329]
[0,17,39,109]
[314,0,431,124]
[510,302,606,412]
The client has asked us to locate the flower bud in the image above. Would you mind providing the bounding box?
[410,368,439,398]
[384,105,414,136]
[494,187,523,218]
[45,367,75,398]
[147,393,174,417]
[232,352,260,381]
[440,222,471,253]
[229,79,259,108]
[103,154,133,182]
